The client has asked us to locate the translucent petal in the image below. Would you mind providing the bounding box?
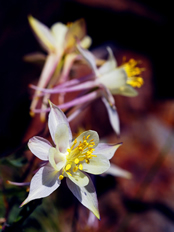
[28,15,56,52]
[104,163,132,179]
[65,19,86,51]
[67,170,89,187]
[98,47,117,75]
[51,23,68,51]
[77,44,98,75]
[20,165,60,206]
[82,154,110,175]
[102,97,120,135]
[28,136,52,161]
[112,84,138,96]
[66,175,100,219]
[99,68,127,92]
[80,36,92,49]
[49,147,66,171]
[93,142,122,160]
[73,130,99,149]
[54,123,70,153]
[48,102,72,144]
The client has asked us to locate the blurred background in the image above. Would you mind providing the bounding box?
[1,0,174,231]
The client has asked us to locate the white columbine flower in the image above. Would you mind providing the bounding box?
[21,101,121,219]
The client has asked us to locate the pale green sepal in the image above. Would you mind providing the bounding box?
[66,175,100,219]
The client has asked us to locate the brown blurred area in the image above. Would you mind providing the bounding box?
[0,0,174,231]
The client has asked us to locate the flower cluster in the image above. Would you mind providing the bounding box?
[10,16,143,220]
[28,16,144,134]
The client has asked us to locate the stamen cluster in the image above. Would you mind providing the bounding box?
[59,135,96,180]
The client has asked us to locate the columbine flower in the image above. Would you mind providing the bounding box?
[21,101,122,219]
[28,16,91,118]
[30,46,143,134]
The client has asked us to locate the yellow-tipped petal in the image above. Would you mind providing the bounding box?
[28,15,56,53]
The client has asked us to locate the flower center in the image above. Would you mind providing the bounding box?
[58,134,96,180]
[122,58,144,88]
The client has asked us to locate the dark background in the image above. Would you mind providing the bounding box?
[0,0,173,154]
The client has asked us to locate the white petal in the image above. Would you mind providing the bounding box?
[102,97,120,135]
[104,163,132,179]
[51,22,68,51]
[82,154,110,175]
[98,47,117,75]
[48,147,66,171]
[54,123,70,153]
[48,102,72,144]
[99,68,127,92]
[80,36,92,49]
[28,136,52,161]
[73,130,99,149]
[21,165,60,206]
[28,15,56,52]
[112,84,138,96]
[93,142,122,160]
[67,170,89,187]
[77,44,98,75]
[66,175,100,219]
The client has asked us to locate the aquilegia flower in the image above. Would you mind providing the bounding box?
[30,46,144,134]
[21,101,122,219]
[28,16,91,119]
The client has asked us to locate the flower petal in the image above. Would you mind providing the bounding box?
[65,19,86,52]
[28,15,56,53]
[28,136,52,161]
[74,130,99,149]
[51,22,68,51]
[99,68,127,91]
[112,84,138,96]
[67,170,89,187]
[49,147,66,171]
[82,154,110,175]
[54,123,70,153]
[77,44,98,75]
[20,164,60,206]
[98,47,117,75]
[102,97,120,135]
[104,163,132,179]
[80,36,92,49]
[48,102,72,144]
[66,175,100,219]
[93,142,122,160]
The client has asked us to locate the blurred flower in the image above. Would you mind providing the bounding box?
[21,101,122,219]
[28,16,91,119]
[30,46,143,134]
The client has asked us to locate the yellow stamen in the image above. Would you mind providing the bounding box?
[79,164,83,170]
[74,158,79,164]
[122,58,144,88]
[59,175,64,180]
[73,166,78,172]
[66,164,71,171]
